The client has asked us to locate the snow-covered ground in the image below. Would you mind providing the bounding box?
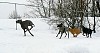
[0,18,100,53]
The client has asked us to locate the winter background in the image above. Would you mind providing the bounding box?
[0,18,100,53]
[0,0,27,19]
[0,0,100,53]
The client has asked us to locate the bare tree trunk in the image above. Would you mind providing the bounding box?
[48,0,51,17]
[80,0,84,27]
[38,7,44,18]
[41,0,47,18]
[96,1,100,16]
[93,0,96,33]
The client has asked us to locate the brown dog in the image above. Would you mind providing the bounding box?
[69,27,81,37]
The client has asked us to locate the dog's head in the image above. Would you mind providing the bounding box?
[57,23,63,27]
[16,20,22,23]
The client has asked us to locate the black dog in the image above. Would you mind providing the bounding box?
[82,26,93,38]
[16,20,35,36]
[56,23,68,39]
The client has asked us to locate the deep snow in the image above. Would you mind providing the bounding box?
[0,18,100,53]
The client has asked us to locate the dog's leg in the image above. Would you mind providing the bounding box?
[64,32,67,37]
[59,32,63,39]
[24,29,26,36]
[86,34,89,38]
[83,33,85,36]
[30,26,33,30]
[56,31,60,37]
[90,34,92,38]
[27,29,34,36]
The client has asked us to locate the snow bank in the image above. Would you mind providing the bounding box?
[0,18,100,53]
